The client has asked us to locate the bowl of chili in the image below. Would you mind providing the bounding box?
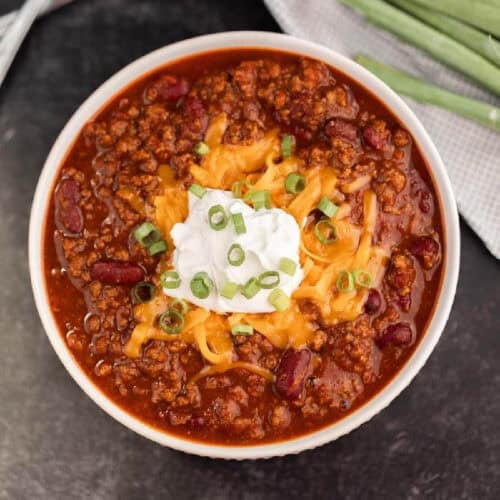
[29,31,460,459]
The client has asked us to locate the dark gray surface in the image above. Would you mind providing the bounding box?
[0,1,499,499]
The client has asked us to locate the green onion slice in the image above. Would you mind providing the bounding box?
[257,271,280,289]
[231,324,254,336]
[171,298,189,315]
[148,239,168,256]
[189,183,206,199]
[352,268,373,288]
[281,134,295,158]
[190,272,214,299]
[279,257,297,276]
[317,196,339,218]
[285,173,306,194]
[208,205,228,231]
[194,141,210,156]
[158,309,185,335]
[221,281,239,299]
[246,190,272,210]
[231,213,246,234]
[232,180,252,199]
[227,243,245,266]
[313,219,337,245]
[133,222,162,247]
[160,271,181,289]
[241,277,260,299]
[268,288,290,311]
[336,270,354,293]
[131,282,155,304]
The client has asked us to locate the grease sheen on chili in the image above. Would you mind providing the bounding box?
[44,49,444,445]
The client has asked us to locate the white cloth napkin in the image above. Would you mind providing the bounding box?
[264,0,500,258]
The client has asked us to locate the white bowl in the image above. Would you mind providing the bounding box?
[29,31,460,459]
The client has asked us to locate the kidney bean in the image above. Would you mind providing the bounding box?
[363,128,385,150]
[274,348,311,399]
[365,289,382,315]
[90,260,144,285]
[55,178,83,234]
[409,236,440,269]
[155,75,190,101]
[182,96,208,136]
[377,322,413,348]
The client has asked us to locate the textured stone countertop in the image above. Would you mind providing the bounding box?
[0,1,499,498]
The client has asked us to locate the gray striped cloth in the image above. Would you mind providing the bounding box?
[265,0,500,258]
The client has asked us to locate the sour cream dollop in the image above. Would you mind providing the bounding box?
[164,189,303,313]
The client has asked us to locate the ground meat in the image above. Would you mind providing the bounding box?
[310,359,364,410]
[363,119,392,154]
[325,118,358,141]
[329,316,381,384]
[268,406,291,429]
[373,163,407,213]
[308,330,328,352]
[386,252,416,298]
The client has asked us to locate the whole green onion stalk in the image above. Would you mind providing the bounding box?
[389,0,500,67]
[356,54,500,130]
[338,0,500,95]
[410,0,500,38]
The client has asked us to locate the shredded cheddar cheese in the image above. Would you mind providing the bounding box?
[124,113,388,375]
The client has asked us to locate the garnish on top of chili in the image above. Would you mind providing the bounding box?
[44,49,443,444]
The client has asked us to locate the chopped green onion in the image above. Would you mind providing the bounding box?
[281,134,295,158]
[338,0,500,95]
[190,272,214,299]
[352,268,373,288]
[148,239,168,256]
[171,298,189,315]
[246,190,271,210]
[189,183,206,199]
[356,55,500,131]
[221,281,239,299]
[160,271,181,289]
[314,219,337,245]
[231,324,254,336]
[241,277,260,299]
[208,205,228,231]
[131,282,155,304]
[257,271,280,289]
[336,270,354,293]
[232,180,252,199]
[227,243,245,266]
[317,197,338,218]
[194,141,210,156]
[133,222,162,247]
[285,173,306,194]
[158,309,184,334]
[231,213,246,235]
[268,288,290,311]
[279,257,297,276]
